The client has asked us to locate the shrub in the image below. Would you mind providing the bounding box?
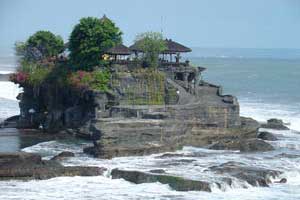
[10,62,50,86]
[28,67,51,86]
[10,72,29,84]
[68,70,110,91]
[134,32,166,68]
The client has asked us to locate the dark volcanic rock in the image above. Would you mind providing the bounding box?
[111,169,211,192]
[50,151,75,161]
[149,169,166,174]
[142,112,169,119]
[156,153,191,159]
[0,152,105,180]
[209,139,274,152]
[257,131,278,141]
[209,140,241,151]
[209,161,282,187]
[240,139,275,152]
[0,115,20,128]
[240,117,260,130]
[274,153,300,159]
[0,152,42,167]
[261,118,289,130]
[275,178,287,183]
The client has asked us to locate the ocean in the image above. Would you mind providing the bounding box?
[0,48,300,199]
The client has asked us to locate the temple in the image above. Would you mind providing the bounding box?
[104,38,206,96]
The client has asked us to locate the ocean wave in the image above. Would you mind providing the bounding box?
[240,100,300,132]
[0,81,22,101]
[0,70,14,74]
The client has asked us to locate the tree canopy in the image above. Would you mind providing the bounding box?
[15,31,64,62]
[69,16,122,71]
[135,32,166,68]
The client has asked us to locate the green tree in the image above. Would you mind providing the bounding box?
[135,32,166,68]
[16,31,64,62]
[69,16,122,71]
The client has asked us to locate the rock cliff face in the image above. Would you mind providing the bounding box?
[8,64,259,159]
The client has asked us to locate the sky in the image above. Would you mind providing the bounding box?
[0,0,300,52]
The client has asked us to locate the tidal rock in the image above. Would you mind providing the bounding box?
[111,169,211,192]
[209,139,274,152]
[275,178,287,183]
[142,112,169,119]
[149,169,166,174]
[209,161,282,187]
[50,151,75,161]
[240,117,260,130]
[0,115,19,128]
[261,118,289,130]
[155,153,193,159]
[274,153,300,159]
[257,131,278,141]
[208,140,241,151]
[240,139,275,152]
[0,152,105,180]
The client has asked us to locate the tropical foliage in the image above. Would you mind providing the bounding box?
[135,32,166,68]
[68,70,110,91]
[10,62,50,86]
[15,31,64,62]
[69,16,122,70]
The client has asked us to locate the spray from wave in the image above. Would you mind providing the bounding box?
[240,100,300,132]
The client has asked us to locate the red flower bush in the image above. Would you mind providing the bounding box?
[10,72,29,84]
[68,70,93,90]
[68,70,110,91]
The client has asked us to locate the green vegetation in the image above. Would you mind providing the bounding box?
[68,70,110,91]
[135,32,166,68]
[69,16,122,71]
[12,17,119,93]
[10,61,50,86]
[125,69,165,105]
[15,31,64,62]
[11,16,171,106]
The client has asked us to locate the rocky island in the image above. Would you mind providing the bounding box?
[0,15,288,191]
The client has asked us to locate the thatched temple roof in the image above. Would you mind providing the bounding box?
[129,40,143,52]
[129,39,192,54]
[163,39,192,53]
[106,44,132,55]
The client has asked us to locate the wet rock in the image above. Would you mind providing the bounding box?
[261,118,289,130]
[275,178,287,183]
[0,152,105,180]
[274,153,300,159]
[50,151,75,161]
[155,153,187,159]
[240,139,275,152]
[149,169,166,174]
[209,161,282,187]
[0,152,42,167]
[257,131,278,141]
[208,140,241,151]
[0,115,19,128]
[142,112,169,119]
[240,117,260,130]
[111,169,211,192]
[209,138,274,152]
[156,153,206,159]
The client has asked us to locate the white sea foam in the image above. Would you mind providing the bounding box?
[0,70,14,74]
[240,100,300,132]
[0,81,22,101]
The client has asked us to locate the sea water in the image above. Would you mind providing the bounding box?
[0,48,300,199]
